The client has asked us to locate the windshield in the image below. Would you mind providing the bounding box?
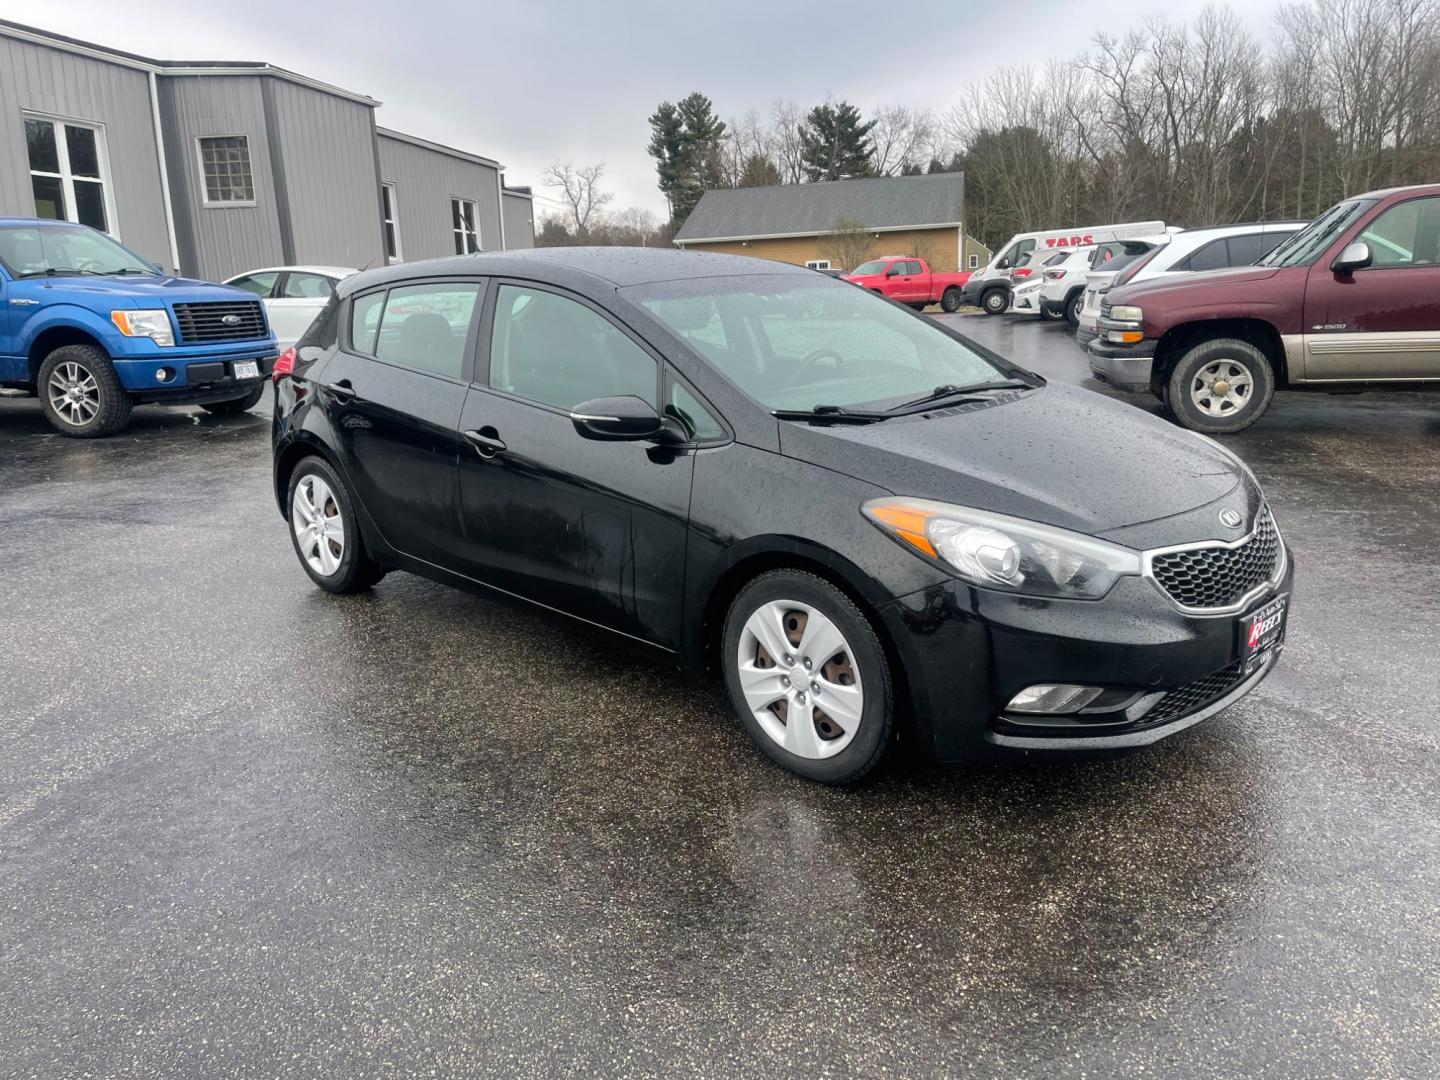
[0,224,158,278]
[630,275,1013,412]
[850,259,888,276]
[1260,200,1376,268]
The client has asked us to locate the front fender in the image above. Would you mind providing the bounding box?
[19,304,129,355]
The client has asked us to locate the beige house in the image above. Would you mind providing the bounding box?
[673,174,989,273]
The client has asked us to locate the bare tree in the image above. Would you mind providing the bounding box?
[543,162,613,239]
[613,205,659,245]
[820,215,877,271]
[870,105,938,176]
[771,100,808,184]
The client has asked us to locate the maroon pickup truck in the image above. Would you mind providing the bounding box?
[844,256,971,313]
[1088,183,1440,432]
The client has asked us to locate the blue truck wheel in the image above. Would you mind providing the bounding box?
[37,345,133,438]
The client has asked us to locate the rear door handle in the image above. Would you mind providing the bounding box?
[464,428,507,458]
[323,379,356,401]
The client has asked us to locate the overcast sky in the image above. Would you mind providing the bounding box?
[7,0,1292,221]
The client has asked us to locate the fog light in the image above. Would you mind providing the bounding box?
[156,367,174,383]
[1007,684,1105,714]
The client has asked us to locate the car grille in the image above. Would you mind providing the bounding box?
[1148,507,1281,611]
[1142,660,1249,726]
[172,300,267,344]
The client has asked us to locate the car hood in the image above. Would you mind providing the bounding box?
[778,383,1243,539]
[9,274,258,307]
[1109,264,1282,305]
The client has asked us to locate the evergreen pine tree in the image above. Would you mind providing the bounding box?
[800,101,876,182]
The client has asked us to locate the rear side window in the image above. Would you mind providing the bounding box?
[904,260,923,275]
[282,272,335,299]
[230,272,278,298]
[374,282,480,379]
[1184,238,1229,272]
[350,291,384,354]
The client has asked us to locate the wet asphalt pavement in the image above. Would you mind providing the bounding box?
[2,314,1439,1079]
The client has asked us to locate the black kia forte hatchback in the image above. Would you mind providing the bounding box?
[272,249,1292,783]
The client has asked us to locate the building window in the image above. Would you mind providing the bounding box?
[452,198,479,254]
[968,253,979,269]
[381,182,401,261]
[804,259,831,270]
[197,136,255,204]
[24,114,113,233]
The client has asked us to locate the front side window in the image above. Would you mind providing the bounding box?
[452,198,479,254]
[198,136,255,204]
[851,259,887,275]
[25,115,112,232]
[0,223,155,278]
[1263,199,1376,267]
[489,285,657,410]
[381,182,401,261]
[230,271,279,297]
[1358,197,1440,268]
[632,275,1008,412]
[374,282,480,379]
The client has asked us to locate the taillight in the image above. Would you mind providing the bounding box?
[272,346,296,384]
[1114,250,1160,288]
[1044,269,1066,280]
[1012,267,1033,279]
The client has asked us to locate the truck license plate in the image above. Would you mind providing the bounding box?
[233,360,260,380]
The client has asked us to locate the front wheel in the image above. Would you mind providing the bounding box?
[38,345,133,438]
[940,287,962,313]
[1165,339,1276,434]
[1041,303,1065,322]
[722,570,893,784]
[201,383,265,415]
[286,457,386,593]
[980,287,1007,315]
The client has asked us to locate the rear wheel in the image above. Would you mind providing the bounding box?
[1165,338,1276,434]
[201,383,265,415]
[980,287,1007,315]
[38,345,133,438]
[1065,291,1084,327]
[722,570,893,784]
[286,457,385,593]
[940,286,962,313]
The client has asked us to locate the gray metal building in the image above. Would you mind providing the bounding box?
[0,19,534,281]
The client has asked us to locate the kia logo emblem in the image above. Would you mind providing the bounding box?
[221,314,242,326]
[1219,509,1244,528]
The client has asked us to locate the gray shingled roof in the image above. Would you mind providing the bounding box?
[674,173,965,242]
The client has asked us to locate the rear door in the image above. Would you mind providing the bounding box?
[455,280,696,648]
[320,278,483,566]
[1303,194,1440,380]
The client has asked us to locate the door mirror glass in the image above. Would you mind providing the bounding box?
[1332,241,1372,273]
[996,258,1010,270]
[886,264,903,277]
[570,395,675,442]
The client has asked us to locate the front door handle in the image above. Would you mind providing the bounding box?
[464,427,507,458]
[323,379,356,401]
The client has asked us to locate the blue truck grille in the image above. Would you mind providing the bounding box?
[172,300,267,344]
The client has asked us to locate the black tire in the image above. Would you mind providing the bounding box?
[1041,304,1065,322]
[1064,290,1084,328]
[201,383,265,415]
[909,302,929,312]
[721,570,894,785]
[285,456,386,594]
[37,344,133,438]
[1165,338,1276,434]
[940,286,962,313]
[980,287,1008,315]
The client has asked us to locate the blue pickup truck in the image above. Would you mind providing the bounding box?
[0,218,278,437]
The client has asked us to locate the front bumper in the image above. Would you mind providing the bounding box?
[877,548,1293,762]
[1086,336,1157,393]
[113,346,279,403]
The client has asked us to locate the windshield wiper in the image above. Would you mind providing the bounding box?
[772,404,892,424]
[109,266,161,275]
[885,380,1036,413]
[17,267,105,278]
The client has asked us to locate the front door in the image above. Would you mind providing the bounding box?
[321,278,482,567]
[456,282,694,648]
[1303,194,1440,381]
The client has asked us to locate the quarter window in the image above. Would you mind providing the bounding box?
[24,115,112,233]
[373,283,481,379]
[667,382,724,442]
[489,285,657,411]
[452,198,479,254]
[1358,197,1440,268]
[198,136,255,204]
[381,182,401,261]
[350,291,385,355]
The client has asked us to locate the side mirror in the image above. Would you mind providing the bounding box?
[996,258,1011,270]
[570,395,680,443]
[886,264,903,277]
[1332,241,1372,274]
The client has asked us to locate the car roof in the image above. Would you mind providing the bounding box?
[1351,183,1440,202]
[338,247,812,298]
[227,265,357,279]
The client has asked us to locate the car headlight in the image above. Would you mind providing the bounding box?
[1109,305,1143,322]
[110,309,175,347]
[862,497,1141,599]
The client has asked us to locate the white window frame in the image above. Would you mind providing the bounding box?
[968,253,979,269]
[804,259,831,270]
[22,111,119,238]
[195,135,256,207]
[452,197,480,254]
[381,181,402,262]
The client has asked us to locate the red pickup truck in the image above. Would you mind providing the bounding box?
[1088,183,1440,433]
[843,256,971,312]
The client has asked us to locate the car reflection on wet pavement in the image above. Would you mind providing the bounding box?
[1,314,1437,1077]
